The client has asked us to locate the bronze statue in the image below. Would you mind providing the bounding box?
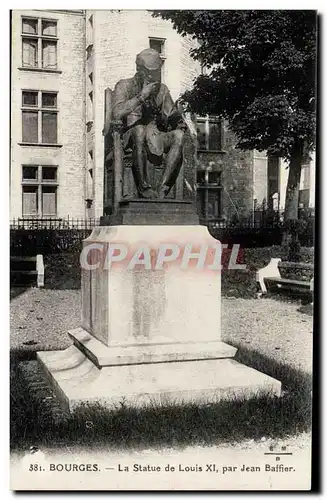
[111,48,187,199]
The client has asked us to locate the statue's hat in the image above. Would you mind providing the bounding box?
[136,48,162,71]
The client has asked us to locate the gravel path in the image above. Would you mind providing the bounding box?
[10,288,79,352]
[10,288,312,373]
[222,297,312,373]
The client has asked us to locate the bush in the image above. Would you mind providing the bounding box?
[209,226,283,248]
[10,229,90,257]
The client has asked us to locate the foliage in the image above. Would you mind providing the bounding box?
[10,229,89,256]
[154,10,317,161]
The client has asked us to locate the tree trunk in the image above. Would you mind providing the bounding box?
[284,143,303,222]
[282,142,304,260]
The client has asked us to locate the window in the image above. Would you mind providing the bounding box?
[196,170,222,221]
[149,38,165,55]
[149,37,166,82]
[22,39,38,68]
[42,92,57,108]
[42,20,57,37]
[22,90,38,107]
[86,15,94,46]
[300,163,310,190]
[298,189,310,208]
[42,166,57,181]
[21,17,58,69]
[87,91,94,124]
[22,18,38,34]
[22,166,38,180]
[299,163,311,209]
[196,120,207,150]
[42,41,57,69]
[196,117,223,151]
[86,150,94,201]
[86,44,93,60]
[201,63,209,76]
[22,165,58,217]
[22,90,58,144]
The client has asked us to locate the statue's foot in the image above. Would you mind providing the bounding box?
[122,193,134,200]
[139,188,157,199]
[157,185,169,199]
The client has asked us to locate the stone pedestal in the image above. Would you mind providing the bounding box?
[37,225,281,412]
[100,199,199,226]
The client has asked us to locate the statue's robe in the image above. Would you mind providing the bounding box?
[112,74,185,158]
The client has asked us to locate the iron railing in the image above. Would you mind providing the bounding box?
[10,217,100,230]
[10,209,315,255]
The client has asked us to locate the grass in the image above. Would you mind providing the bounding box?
[10,345,312,452]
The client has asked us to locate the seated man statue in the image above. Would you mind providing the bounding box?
[112,48,186,199]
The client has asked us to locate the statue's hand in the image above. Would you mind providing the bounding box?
[141,82,159,100]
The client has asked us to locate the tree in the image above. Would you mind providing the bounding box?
[154,10,317,223]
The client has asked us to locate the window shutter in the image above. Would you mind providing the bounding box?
[42,42,49,68]
[42,41,57,68]
[42,188,56,215]
[22,39,37,67]
[208,122,222,151]
[196,121,207,150]
[22,19,37,34]
[86,169,94,199]
[42,21,57,37]
[301,165,310,190]
[196,190,206,219]
[23,188,38,215]
[208,190,221,219]
[42,112,57,144]
[22,111,38,143]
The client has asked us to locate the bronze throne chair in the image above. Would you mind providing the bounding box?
[102,87,132,217]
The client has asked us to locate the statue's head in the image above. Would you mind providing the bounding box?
[136,48,162,84]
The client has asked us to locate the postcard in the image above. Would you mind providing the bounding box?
[10,8,316,491]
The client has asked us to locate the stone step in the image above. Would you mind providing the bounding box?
[68,327,237,368]
[37,345,281,413]
[16,361,71,424]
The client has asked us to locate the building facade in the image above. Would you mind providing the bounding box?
[252,153,316,214]
[11,9,86,220]
[10,10,315,223]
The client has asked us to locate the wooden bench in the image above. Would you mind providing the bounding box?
[256,258,313,299]
[10,254,44,288]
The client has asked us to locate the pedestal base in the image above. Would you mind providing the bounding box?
[101,199,199,226]
[67,327,237,367]
[37,338,281,413]
[36,222,281,412]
